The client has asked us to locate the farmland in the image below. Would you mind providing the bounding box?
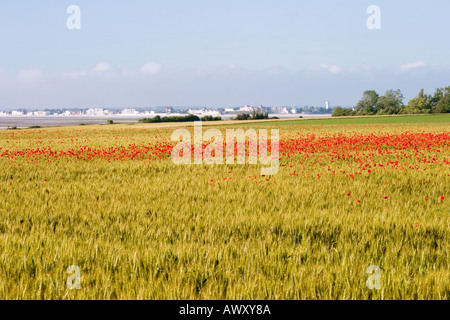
[0,115,449,299]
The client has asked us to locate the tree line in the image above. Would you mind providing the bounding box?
[139,114,221,123]
[332,86,450,117]
[235,110,271,120]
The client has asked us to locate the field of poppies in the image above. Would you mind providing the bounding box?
[0,115,449,299]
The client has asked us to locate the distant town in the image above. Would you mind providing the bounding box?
[0,104,333,118]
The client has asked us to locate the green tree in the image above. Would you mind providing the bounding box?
[355,90,379,115]
[201,115,222,121]
[332,107,354,117]
[430,88,444,113]
[236,113,251,120]
[251,110,269,119]
[375,89,404,115]
[432,87,450,113]
[403,89,432,114]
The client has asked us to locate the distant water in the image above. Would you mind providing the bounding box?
[0,115,145,130]
[0,114,332,130]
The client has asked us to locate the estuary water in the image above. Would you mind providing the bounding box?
[0,114,333,130]
[0,115,147,130]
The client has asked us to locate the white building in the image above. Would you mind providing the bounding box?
[202,110,221,116]
[11,111,23,116]
[34,111,49,116]
[239,105,254,112]
[188,109,202,115]
[188,109,221,116]
[86,108,105,116]
[120,109,139,115]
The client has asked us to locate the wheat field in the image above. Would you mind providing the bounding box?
[0,116,449,299]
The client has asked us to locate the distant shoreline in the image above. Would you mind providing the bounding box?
[0,114,332,130]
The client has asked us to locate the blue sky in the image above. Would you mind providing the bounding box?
[1,0,449,109]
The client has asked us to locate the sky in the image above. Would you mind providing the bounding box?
[1,0,450,109]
